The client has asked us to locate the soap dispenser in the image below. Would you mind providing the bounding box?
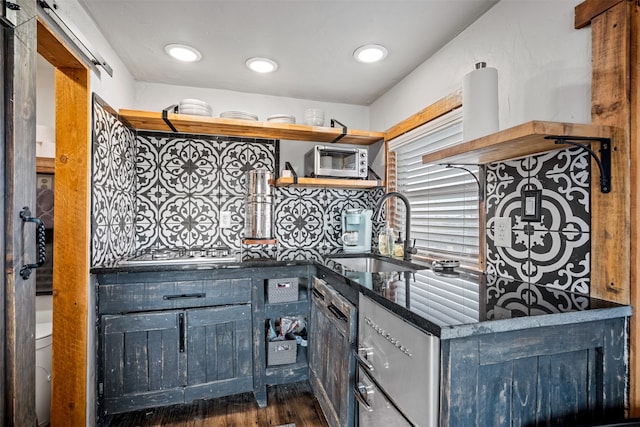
[393,232,405,258]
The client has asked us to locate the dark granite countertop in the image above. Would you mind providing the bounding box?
[91,250,632,340]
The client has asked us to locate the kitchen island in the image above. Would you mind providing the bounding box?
[92,252,631,426]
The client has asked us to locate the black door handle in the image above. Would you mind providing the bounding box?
[19,207,46,280]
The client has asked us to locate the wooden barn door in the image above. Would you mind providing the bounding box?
[2,0,38,425]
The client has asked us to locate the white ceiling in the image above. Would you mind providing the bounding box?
[78,0,498,105]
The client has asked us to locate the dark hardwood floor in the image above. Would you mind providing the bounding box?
[107,381,329,427]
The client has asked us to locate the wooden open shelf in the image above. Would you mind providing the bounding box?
[119,109,384,145]
[421,120,616,165]
[275,177,383,189]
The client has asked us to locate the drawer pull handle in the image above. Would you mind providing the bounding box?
[178,312,186,353]
[328,304,348,322]
[163,293,206,300]
[311,288,324,300]
[354,347,374,372]
[354,383,373,412]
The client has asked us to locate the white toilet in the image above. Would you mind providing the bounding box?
[35,295,52,426]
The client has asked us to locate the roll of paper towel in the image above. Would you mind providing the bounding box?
[462,62,498,141]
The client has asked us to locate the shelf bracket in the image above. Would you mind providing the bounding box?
[545,136,611,193]
[162,104,179,132]
[330,118,347,144]
[367,166,382,187]
[440,163,485,201]
[284,161,298,185]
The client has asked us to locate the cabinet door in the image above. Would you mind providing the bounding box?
[184,304,253,402]
[100,311,185,415]
[309,279,356,427]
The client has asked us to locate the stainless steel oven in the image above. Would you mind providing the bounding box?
[355,294,440,427]
[304,145,368,179]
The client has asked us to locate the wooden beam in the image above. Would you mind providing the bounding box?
[631,4,640,414]
[51,66,90,427]
[384,90,462,142]
[36,19,84,69]
[625,0,640,417]
[587,0,640,415]
[575,0,624,29]
[590,3,633,301]
[36,157,55,174]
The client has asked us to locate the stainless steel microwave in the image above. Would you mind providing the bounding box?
[304,145,368,179]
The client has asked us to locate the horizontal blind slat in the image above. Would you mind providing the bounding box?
[389,108,479,261]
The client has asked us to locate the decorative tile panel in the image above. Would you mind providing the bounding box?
[134,132,380,258]
[91,95,137,267]
[486,147,591,294]
[91,98,382,264]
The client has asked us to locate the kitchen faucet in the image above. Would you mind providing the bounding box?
[373,192,417,261]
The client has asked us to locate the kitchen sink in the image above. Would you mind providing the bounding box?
[330,256,416,273]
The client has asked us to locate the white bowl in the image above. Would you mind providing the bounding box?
[267,114,296,124]
[178,108,211,116]
[304,117,324,126]
[179,98,209,107]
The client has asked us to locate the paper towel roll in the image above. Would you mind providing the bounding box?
[462,62,498,141]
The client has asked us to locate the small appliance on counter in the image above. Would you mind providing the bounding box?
[304,145,368,179]
[341,208,372,252]
[244,169,275,242]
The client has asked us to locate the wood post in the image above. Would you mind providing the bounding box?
[576,0,640,415]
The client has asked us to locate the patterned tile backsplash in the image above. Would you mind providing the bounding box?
[90,96,381,266]
[91,95,137,266]
[485,146,591,294]
[90,96,592,295]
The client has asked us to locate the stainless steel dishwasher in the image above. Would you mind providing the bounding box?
[355,294,440,427]
[309,276,357,427]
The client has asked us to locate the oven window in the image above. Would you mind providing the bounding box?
[322,150,357,170]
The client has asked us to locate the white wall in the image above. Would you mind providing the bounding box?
[36,56,56,158]
[134,82,378,175]
[370,0,591,132]
[51,0,136,109]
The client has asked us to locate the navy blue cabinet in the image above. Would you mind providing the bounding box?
[96,271,253,419]
[440,318,628,426]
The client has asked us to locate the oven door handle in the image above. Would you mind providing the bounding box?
[354,382,374,412]
[354,347,374,372]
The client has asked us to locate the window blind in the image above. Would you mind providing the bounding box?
[387,108,480,265]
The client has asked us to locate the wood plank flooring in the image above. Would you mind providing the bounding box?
[107,381,329,427]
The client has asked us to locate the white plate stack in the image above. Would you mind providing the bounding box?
[304,108,324,126]
[220,111,259,121]
[267,114,296,124]
[178,99,212,116]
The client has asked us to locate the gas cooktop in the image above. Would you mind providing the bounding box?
[118,246,239,266]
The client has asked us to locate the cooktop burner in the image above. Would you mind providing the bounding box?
[119,246,239,266]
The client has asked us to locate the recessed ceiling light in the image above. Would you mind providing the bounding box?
[165,44,202,62]
[246,57,278,73]
[353,44,388,63]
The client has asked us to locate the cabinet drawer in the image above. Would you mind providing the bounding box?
[98,278,251,314]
